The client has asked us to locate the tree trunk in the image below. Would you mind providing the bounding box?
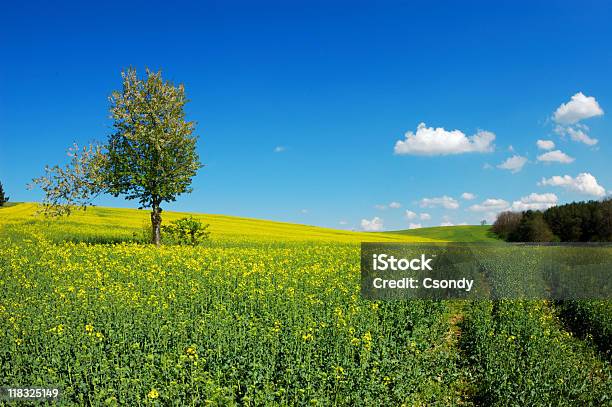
[151,203,162,246]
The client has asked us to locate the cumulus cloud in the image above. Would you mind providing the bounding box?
[537,150,575,164]
[553,92,604,125]
[408,223,422,229]
[539,173,606,197]
[274,146,286,153]
[361,217,384,231]
[497,155,528,173]
[461,192,476,200]
[440,221,454,227]
[339,220,348,225]
[404,210,417,220]
[419,213,431,221]
[374,204,387,210]
[558,126,599,146]
[537,139,555,150]
[394,123,495,155]
[510,193,558,211]
[468,198,510,212]
[419,196,459,209]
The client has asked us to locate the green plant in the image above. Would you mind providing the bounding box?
[162,216,210,246]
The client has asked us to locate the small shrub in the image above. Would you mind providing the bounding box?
[162,216,210,246]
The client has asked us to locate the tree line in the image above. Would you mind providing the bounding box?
[492,198,612,242]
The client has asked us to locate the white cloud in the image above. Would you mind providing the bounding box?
[510,193,558,211]
[376,201,402,210]
[468,198,510,212]
[483,212,498,223]
[419,212,431,221]
[408,223,422,229]
[440,221,454,227]
[419,196,459,209]
[361,217,384,231]
[553,92,604,125]
[537,139,555,150]
[537,150,575,164]
[339,220,348,225]
[539,173,606,197]
[300,209,309,214]
[497,155,528,173]
[394,122,495,155]
[405,210,417,220]
[562,126,598,146]
[274,146,286,153]
[461,192,476,200]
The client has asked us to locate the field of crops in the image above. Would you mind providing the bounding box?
[1,203,611,405]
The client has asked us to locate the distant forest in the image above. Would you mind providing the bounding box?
[493,198,612,242]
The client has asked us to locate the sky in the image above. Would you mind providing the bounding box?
[1,0,611,231]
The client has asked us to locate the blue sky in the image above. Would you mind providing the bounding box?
[1,0,611,231]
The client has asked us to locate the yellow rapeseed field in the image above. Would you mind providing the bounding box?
[1,203,610,405]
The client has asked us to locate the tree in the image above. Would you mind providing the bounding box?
[0,181,9,206]
[32,68,201,245]
[106,68,201,245]
[508,210,557,242]
[492,211,522,240]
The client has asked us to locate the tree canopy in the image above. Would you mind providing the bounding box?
[493,198,612,242]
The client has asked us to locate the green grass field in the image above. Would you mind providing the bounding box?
[1,203,610,405]
[385,225,500,242]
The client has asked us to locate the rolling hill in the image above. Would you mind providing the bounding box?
[385,225,499,242]
[0,203,447,243]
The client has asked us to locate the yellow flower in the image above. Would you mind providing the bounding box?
[185,346,198,360]
[95,332,104,340]
[362,331,372,350]
[147,389,159,399]
[334,365,345,380]
[85,324,94,333]
[272,320,282,333]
